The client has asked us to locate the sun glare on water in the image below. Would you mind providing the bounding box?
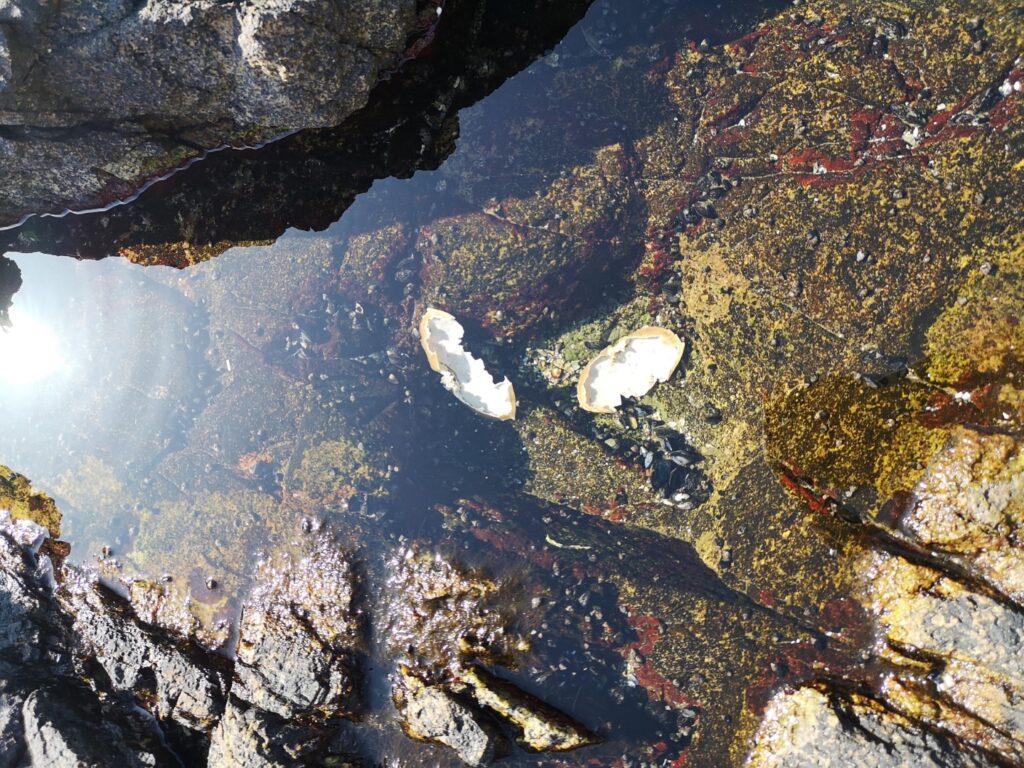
[0,306,64,386]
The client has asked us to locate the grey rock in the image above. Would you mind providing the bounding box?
[1,0,417,128]
[62,578,229,731]
[207,700,323,768]
[748,686,991,768]
[0,692,25,768]
[400,680,506,767]
[21,687,146,768]
[0,530,54,665]
[233,538,359,719]
[0,0,420,223]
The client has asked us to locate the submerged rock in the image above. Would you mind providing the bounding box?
[458,666,598,753]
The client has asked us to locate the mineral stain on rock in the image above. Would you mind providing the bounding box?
[0,0,1022,765]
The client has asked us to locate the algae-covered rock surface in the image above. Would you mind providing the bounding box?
[0,0,1022,765]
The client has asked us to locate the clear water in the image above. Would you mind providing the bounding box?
[0,0,819,765]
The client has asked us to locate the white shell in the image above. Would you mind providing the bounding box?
[577,327,685,413]
[419,308,517,421]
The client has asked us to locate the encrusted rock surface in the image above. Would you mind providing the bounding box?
[232,538,360,719]
[0,491,607,766]
[1,0,1023,765]
[748,686,992,768]
[396,669,507,767]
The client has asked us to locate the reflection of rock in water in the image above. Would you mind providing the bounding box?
[0,257,19,326]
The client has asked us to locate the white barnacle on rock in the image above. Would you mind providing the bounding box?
[419,308,516,421]
[577,327,685,413]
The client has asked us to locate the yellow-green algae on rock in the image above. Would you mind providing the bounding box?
[0,464,61,537]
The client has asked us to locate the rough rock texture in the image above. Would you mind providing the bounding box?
[0,0,594,253]
[0,0,422,223]
[903,428,1024,602]
[748,687,991,768]
[2,0,1024,765]
[63,578,229,733]
[207,701,328,768]
[396,670,506,767]
[232,538,360,719]
[21,687,148,768]
[0,516,174,766]
[0,499,605,766]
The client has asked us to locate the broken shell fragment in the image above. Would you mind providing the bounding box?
[577,327,685,413]
[419,308,517,420]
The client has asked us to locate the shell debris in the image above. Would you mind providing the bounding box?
[577,327,685,413]
[419,308,517,420]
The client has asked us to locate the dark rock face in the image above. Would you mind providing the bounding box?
[0,515,606,766]
[0,0,423,223]
[63,580,229,734]
[232,539,360,720]
[0,0,594,253]
[0,256,17,326]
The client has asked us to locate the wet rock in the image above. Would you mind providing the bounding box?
[62,577,229,733]
[396,670,507,767]
[869,556,1024,763]
[233,537,360,719]
[207,701,328,768]
[459,666,598,752]
[384,546,518,676]
[748,686,991,768]
[903,427,1024,602]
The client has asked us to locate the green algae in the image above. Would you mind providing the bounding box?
[290,436,390,506]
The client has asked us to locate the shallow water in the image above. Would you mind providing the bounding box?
[1,0,789,600]
[4,0,1018,764]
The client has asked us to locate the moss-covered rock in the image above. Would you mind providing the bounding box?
[0,464,61,537]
